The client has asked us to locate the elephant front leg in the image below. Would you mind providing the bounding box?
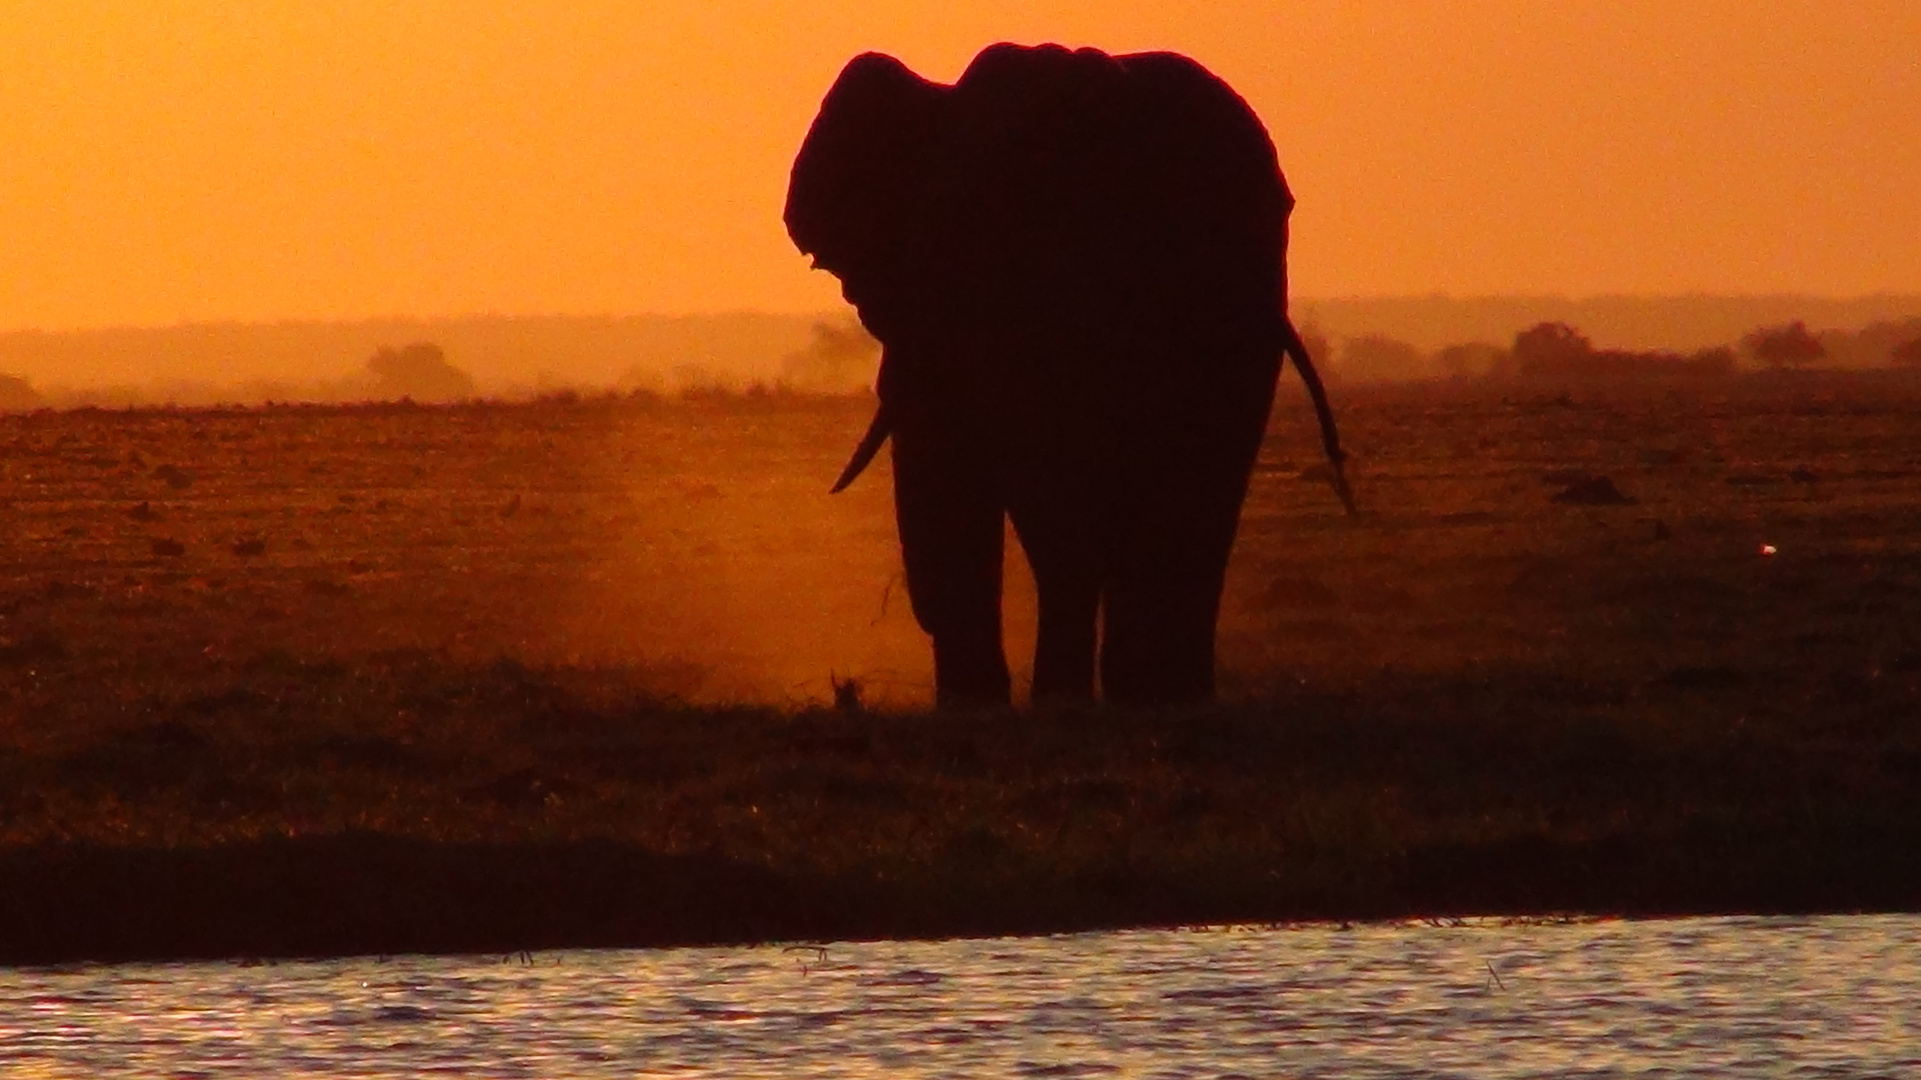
[891,429,1012,708]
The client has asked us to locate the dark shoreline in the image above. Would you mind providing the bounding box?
[7,829,1920,968]
[6,654,1920,968]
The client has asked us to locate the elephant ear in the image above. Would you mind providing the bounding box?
[785,53,948,281]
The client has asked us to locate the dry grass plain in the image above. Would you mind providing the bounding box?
[2,373,1920,962]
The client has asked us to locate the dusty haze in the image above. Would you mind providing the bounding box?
[4,2,1918,340]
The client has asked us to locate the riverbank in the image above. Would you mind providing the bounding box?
[3,653,1918,965]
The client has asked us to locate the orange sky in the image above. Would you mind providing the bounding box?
[3,1,1917,330]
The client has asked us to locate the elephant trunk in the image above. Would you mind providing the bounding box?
[1279,317,1358,516]
[830,403,893,493]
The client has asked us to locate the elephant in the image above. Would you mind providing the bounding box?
[786,43,1351,707]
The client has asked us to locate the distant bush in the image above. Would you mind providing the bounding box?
[1817,317,1921,368]
[666,363,740,397]
[1741,321,1826,367]
[1295,322,1333,367]
[366,342,475,402]
[778,317,879,393]
[1672,345,1738,376]
[1433,342,1510,380]
[1337,334,1426,382]
[0,373,41,412]
[1512,322,1733,380]
[1512,322,1594,378]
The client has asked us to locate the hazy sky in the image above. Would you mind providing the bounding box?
[3,1,1917,330]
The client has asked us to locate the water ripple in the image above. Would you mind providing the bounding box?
[0,915,1916,1077]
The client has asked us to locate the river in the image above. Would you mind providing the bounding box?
[2,915,1915,1077]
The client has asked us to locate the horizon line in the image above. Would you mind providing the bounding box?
[6,291,1921,337]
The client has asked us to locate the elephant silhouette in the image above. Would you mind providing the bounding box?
[786,43,1351,707]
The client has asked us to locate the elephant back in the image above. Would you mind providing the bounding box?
[948,45,1294,369]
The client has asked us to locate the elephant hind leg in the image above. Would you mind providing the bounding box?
[1101,558,1225,703]
[1030,571,1099,702]
[1099,442,1259,704]
[1009,498,1101,703]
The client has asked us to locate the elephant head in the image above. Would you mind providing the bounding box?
[785,53,952,344]
[787,53,967,493]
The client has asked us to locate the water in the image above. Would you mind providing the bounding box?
[2,915,1916,1078]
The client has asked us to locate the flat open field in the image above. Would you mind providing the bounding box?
[3,373,1920,963]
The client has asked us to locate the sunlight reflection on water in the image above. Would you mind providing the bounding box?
[2,915,1917,1078]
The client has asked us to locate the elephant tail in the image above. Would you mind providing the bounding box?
[1279,318,1358,516]
[830,403,892,493]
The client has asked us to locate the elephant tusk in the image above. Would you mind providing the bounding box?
[830,403,893,493]
[1279,317,1359,517]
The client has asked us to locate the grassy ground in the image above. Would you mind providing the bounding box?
[2,374,1919,963]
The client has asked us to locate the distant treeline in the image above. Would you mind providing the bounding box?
[1315,312,1921,384]
[0,313,834,407]
[1296,294,1921,352]
[4,296,1921,409]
